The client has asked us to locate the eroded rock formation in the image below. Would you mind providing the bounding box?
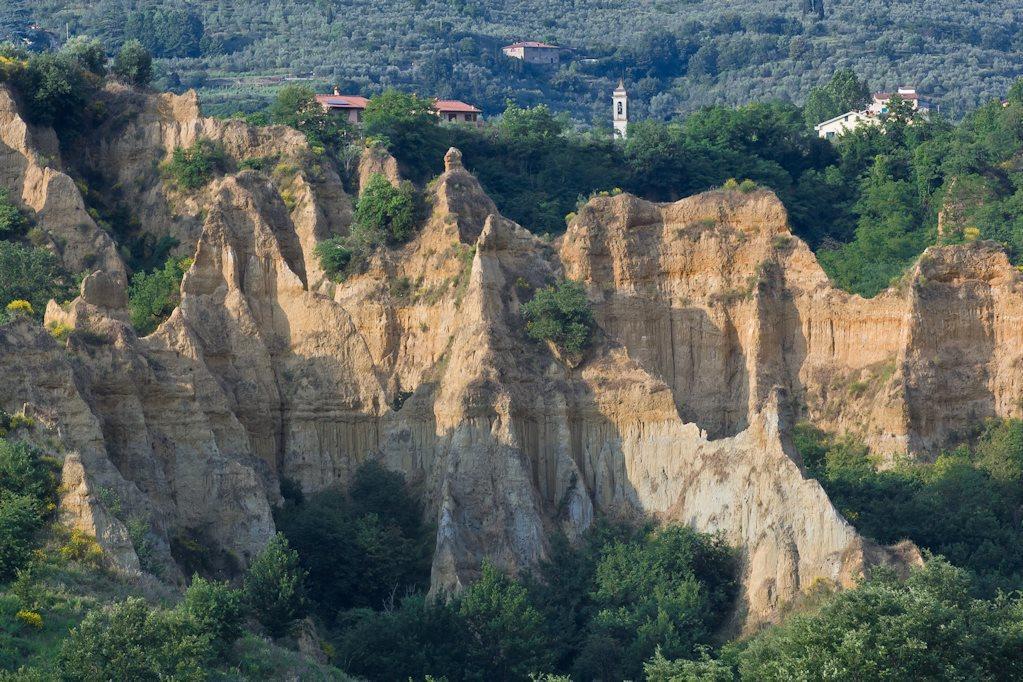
[6,86,1022,625]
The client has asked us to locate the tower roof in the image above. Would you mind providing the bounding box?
[614,78,627,95]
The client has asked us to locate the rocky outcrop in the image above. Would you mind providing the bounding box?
[0,86,123,280]
[5,86,1020,626]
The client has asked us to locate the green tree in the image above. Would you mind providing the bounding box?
[244,533,306,638]
[520,279,595,357]
[334,595,475,680]
[459,560,555,681]
[62,37,107,77]
[0,241,75,318]
[268,84,353,156]
[181,575,245,655]
[499,102,565,141]
[363,90,445,182]
[112,40,153,88]
[353,173,418,245]
[0,493,43,581]
[313,237,354,282]
[0,188,25,238]
[58,597,213,681]
[128,257,192,336]
[738,560,1023,680]
[275,461,431,621]
[574,526,736,680]
[803,69,870,128]
[165,139,228,190]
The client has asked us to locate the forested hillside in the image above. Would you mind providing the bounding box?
[9,0,1023,120]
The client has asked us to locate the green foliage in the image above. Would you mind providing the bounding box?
[6,50,97,134]
[111,39,152,88]
[314,238,354,282]
[332,522,735,681]
[61,37,107,77]
[794,420,1023,594]
[0,241,75,319]
[243,533,306,638]
[818,155,930,297]
[275,461,431,622]
[802,69,870,127]
[363,90,445,182]
[644,647,734,682]
[124,7,203,59]
[127,257,192,336]
[165,139,228,191]
[737,560,1023,680]
[0,189,25,239]
[181,575,244,655]
[57,597,214,681]
[520,279,595,357]
[0,495,43,583]
[334,594,475,680]
[570,526,737,680]
[354,173,418,245]
[458,560,556,680]
[268,85,353,156]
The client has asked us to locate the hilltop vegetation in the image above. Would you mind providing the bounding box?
[10,0,1023,121]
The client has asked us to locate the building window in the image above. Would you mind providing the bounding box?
[617,102,623,116]
[448,113,457,122]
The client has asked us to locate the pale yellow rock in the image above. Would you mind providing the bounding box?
[5,86,1013,628]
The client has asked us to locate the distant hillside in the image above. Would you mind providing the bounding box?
[15,0,1023,121]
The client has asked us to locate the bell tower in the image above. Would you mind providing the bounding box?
[613,79,628,139]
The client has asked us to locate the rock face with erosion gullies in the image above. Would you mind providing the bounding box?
[8,87,1023,626]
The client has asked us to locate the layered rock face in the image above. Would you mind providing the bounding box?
[5,87,1022,625]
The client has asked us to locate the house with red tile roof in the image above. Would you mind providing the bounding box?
[316,90,483,126]
[502,41,562,65]
[315,91,370,124]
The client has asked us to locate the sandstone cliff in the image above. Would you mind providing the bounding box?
[7,87,1022,626]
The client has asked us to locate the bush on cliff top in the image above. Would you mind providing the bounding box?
[521,279,595,357]
[165,139,228,191]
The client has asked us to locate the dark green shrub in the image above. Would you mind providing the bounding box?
[58,597,213,681]
[275,461,431,621]
[794,420,1023,594]
[0,494,43,582]
[458,560,556,680]
[62,37,108,77]
[313,237,354,282]
[165,139,228,191]
[737,560,1023,680]
[128,257,192,335]
[267,85,353,156]
[334,595,475,680]
[520,279,595,357]
[0,438,59,510]
[0,189,26,238]
[354,173,418,245]
[243,533,306,638]
[182,575,245,655]
[362,90,446,183]
[112,40,152,87]
[0,241,75,318]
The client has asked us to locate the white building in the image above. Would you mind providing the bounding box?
[502,41,562,65]
[613,80,628,140]
[815,87,929,140]
[815,110,879,141]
